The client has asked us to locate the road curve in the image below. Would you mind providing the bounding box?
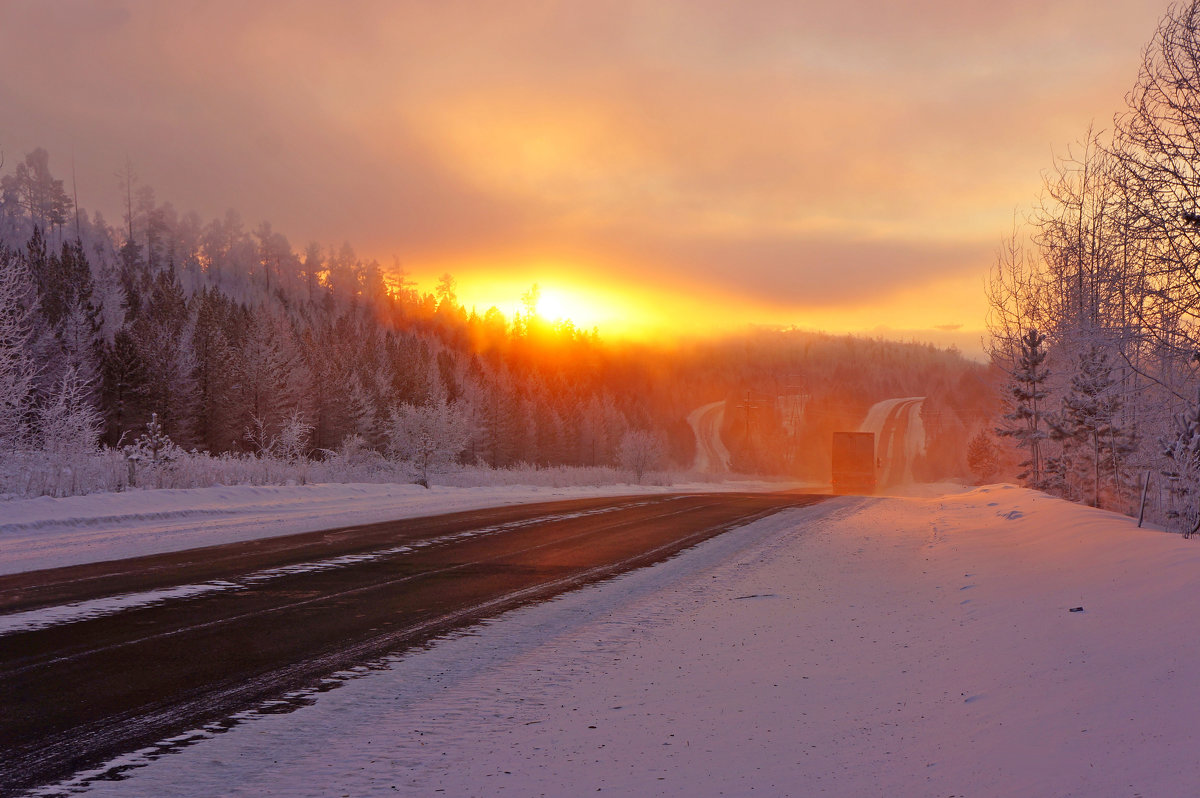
[688,401,732,473]
[859,397,926,487]
[0,491,823,795]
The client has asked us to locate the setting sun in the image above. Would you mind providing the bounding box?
[412,264,671,337]
[532,286,586,324]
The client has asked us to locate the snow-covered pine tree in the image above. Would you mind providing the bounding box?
[127,412,179,465]
[450,371,488,466]
[344,372,380,448]
[996,329,1050,485]
[57,289,103,389]
[1162,392,1200,536]
[479,376,518,468]
[231,309,291,447]
[1056,343,1132,507]
[124,411,183,488]
[133,264,199,445]
[101,326,151,446]
[190,287,238,452]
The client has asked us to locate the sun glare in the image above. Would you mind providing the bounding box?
[531,286,592,326]
[411,265,656,337]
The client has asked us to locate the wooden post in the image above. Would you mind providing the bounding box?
[1137,470,1150,528]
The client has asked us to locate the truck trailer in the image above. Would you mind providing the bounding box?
[831,431,876,494]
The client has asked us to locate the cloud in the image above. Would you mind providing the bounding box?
[0,0,1171,330]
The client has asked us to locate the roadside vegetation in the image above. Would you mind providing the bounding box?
[986,2,1200,532]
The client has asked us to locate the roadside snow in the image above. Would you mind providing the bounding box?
[33,484,1200,797]
[0,479,803,576]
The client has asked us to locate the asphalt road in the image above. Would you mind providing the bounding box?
[0,490,824,795]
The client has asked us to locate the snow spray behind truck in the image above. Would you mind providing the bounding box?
[832,431,876,494]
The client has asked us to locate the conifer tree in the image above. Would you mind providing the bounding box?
[0,148,74,232]
[1056,344,1130,507]
[190,287,238,451]
[1163,393,1200,536]
[344,372,380,447]
[966,430,1000,484]
[101,327,151,446]
[52,239,104,396]
[133,264,198,443]
[997,329,1050,485]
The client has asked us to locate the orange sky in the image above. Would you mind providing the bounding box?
[0,0,1172,355]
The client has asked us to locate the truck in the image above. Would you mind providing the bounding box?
[831,431,876,494]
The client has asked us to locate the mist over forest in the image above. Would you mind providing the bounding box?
[0,146,989,495]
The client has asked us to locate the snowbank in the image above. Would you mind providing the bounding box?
[36,483,1200,797]
[0,478,805,575]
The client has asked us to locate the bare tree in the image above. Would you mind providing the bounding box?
[1112,2,1200,376]
[617,429,666,484]
[38,366,102,483]
[0,247,38,450]
[1034,127,1125,340]
[985,223,1045,370]
[384,400,472,487]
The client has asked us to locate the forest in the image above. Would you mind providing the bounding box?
[0,145,988,497]
[985,4,1200,531]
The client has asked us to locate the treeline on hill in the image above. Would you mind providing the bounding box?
[985,2,1200,532]
[0,146,987,496]
[670,331,993,482]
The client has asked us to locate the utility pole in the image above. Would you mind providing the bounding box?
[736,390,777,464]
[781,375,809,468]
[735,390,762,439]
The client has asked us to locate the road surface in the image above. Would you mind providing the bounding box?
[859,397,926,487]
[688,401,732,473]
[0,491,823,795]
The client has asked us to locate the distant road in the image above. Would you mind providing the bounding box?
[859,397,926,487]
[0,491,824,795]
[688,401,732,473]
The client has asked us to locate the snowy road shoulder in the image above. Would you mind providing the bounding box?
[0,479,804,576]
[36,484,1200,797]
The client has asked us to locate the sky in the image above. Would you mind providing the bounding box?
[0,0,1171,354]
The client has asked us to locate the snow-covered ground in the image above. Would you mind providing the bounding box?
[28,483,1200,797]
[0,479,804,575]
